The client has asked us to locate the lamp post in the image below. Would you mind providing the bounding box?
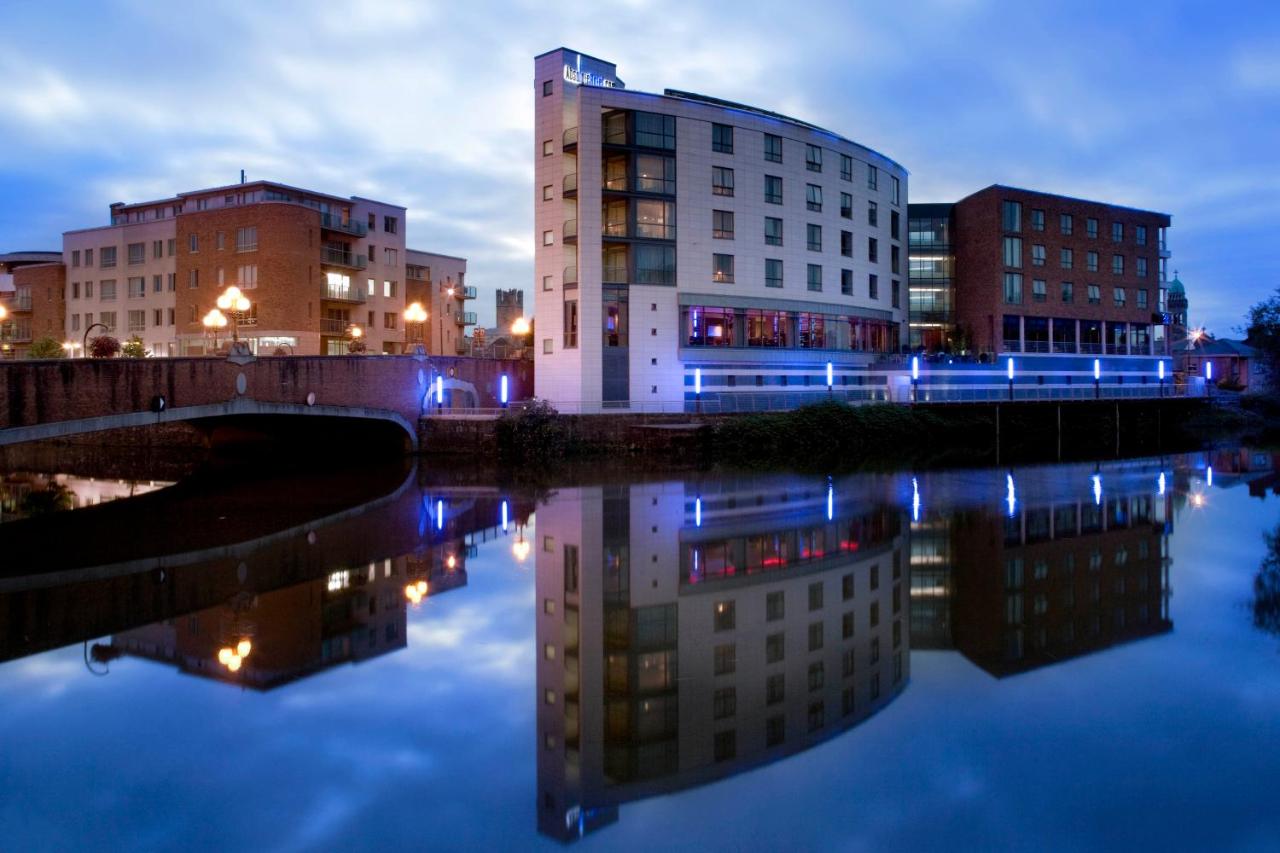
[215,286,251,343]
[1094,358,1101,399]
[202,309,227,351]
[1158,360,1165,398]
[1006,357,1015,401]
[347,323,365,354]
[62,340,82,358]
[911,355,920,403]
[510,316,531,359]
[404,301,428,353]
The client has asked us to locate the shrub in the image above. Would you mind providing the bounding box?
[495,398,572,461]
[347,338,368,354]
[27,337,65,359]
[89,335,121,359]
[121,336,148,358]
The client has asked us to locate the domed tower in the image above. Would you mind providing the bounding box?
[1167,273,1188,350]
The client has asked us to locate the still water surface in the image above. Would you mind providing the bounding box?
[1,451,1278,851]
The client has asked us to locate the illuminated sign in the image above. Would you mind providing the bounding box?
[563,64,618,88]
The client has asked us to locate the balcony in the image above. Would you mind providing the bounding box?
[1001,340,1021,353]
[562,172,578,198]
[320,212,369,237]
[1080,342,1103,354]
[321,247,368,270]
[2,295,32,312]
[321,282,366,303]
[321,317,351,334]
[1159,240,1171,259]
[2,324,32,343]
[564,219,578,244]
[563,127,578,151]
[455,311,477,326]
[455,338,471,355]
[461,285,477,300]
[603,265,627,284]
[564,265,578,287]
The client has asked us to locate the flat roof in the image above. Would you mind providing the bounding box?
[407,248,467,263]
[113,179,404,211]
[964,184,1171,220]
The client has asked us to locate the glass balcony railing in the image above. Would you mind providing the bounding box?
[462,285,478,300]
[3,296,33,312]
[319,212,368,237]
[1080,342,1103,354]
[603,265,627,283]
[321,317,351,334]
[455,312,477,326]
[321,282,366,303]
[320,247,368,270]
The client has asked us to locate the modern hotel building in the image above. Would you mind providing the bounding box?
[534,49,909,413]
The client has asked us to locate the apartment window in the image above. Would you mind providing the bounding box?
[1062,281,1074,303]
[384,312,397,330]
[766,715,785,746]
[1087,218,1099,238]
[188,234,199,253]
[805,263,822,292]
[712,166,735,197]
[713,687,737,720]
[766,632,785,663]
[806,144,822,172]
[867,164,878,190]
[542,230,553,246]
[542,275,552,291]
[84,248,93,266]
[72,281,80,299]
[368,213,376,230]
[100,311,116,332]
[841,268,853,295]
[1027,243,1045,267]
[766,591,785,621]
[808,622,824,652]
[166,239,175,257]
[808,662,825,692]
[542,184,552,201]
[806,183,823,212]
[635,112,676,149]
[765,258,783,289]
[153,308,162,326]
[1114,287,1126,307]
[868,236,878,263]
[542,79,552,96]
[1002,236,1023,268]
[71,314,80,331]
[235,227,258,252]
[1061,248,1074,269]
[542,139,552,156]
[1031,209,1045,231]
[714,643,736,675]
[167,273,176,291]
[72,250,80,267]
[383,280,397,298]
[1088,284,1101,304]
[807,224,822,252]
[152,240,163,259]
[1136,257,1148,278]
[1137,288,1149,308]
[216,231,226,251]
[840,153,853,181]
[128,310,145,333]
[869,274,879,300]
[892,279,901,308]
[713,254,735,283]
[1135,225,1147,246]
[764,217,783,246]
[101,246,117,268]
[715,600,736,632]
[891,176,900,205]
[563,300,578,349]
[1032,279,1046,302]
[1112,222,1124,242]
[238,265,258,289]
[85,281,93,298]
[100,280,117,301]
[712,123,733,154]
[167,308,175,325]
[764,132,783,162]
[868,201,878,227]
[891,245,900,274]
[891,210,900,240]
[127,243,145,265]
[1002,200,1022,232]
[1112,254,1125,275]
[384,248,398,266]
[543,339,552,354]
[127,277,145,298]
[1003,272,1023,304]
[384,216,398,234]
[840,192,853,219]
[840,230,853,257]
[1087,251,1099,272]
[766,673,785,704]
[765,175,783,204]
[1060,214,1073,235]
[713,210,734,239]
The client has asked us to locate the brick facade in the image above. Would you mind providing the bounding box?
[8,263,66,355]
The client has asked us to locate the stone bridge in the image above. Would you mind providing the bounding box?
[0,350,532,450]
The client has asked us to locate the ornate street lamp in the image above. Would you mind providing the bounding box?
[404,301,428,352]
[215,286,252,343]
[202,309,228,351]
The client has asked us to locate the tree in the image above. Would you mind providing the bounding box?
[121,335,148,358]
[347,337,368,354]
[1244,288,1280,381]
[1253,522,1280,639]
[89,335,121,358]
[27,337,64,359]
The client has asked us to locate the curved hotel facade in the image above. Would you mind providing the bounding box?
[534,49,908,413]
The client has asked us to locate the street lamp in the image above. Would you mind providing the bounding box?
[217,637,253,673]
[202,309,228,351]
[510,316,531,336]
[512,525,531,562]
[347,323,365,354]
[404,301,428,352]
[215,286,251,343]
[62,340,81,357]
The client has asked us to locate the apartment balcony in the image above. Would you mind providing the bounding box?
[2,324,32,343]
[564,265,578,287]
[562,127,578,151]
[319,212,369,238]
[603,264,627,284]
[455,311,477,326]
[320,247,368,270]
[2,295,32,312]
[1080,342,1103,354]
[456,338,471,355]
[321,282,366,303]
[320,317,351,334]
[562,172,578,198]
[461,285,477,300]
[1159,240,1171,259]
[563,219,578,244]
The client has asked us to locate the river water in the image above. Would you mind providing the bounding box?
[1,451,1277,851]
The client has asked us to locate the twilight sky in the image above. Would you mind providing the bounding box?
[0,0,1276,332]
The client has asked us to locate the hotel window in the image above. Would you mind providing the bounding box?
[712,254,735,283]
[542,139,552,156]
[1002,200,1022,232]
[807,264,822,292]
[1136,257,1148,278]
[806,183,823,212]
[1032,279,1046,302]
[1135,225,1147,246]
[765,258,783,288]
[1087,217,1099,238]
[868,236,878,263]
[563,300,578,348]
[1137,288,1148,308]
[635,111,676,149]
[868,201,878,227]
[764,132,783,162]
[891,176,900,205]
[85,281,93,297]
[841,268,853,295]
[1062,281,1074,303]
[1114,287,1126,307]
[1087,251,1099,272]
[840,230,853,257]
[1112,254,1124,275]
[891,210,900,240]
[1061,248,1073,269]
[764,175,783,204]
[635,244,676,284]
[892,279,901,308]
[869,274,879,300]
[1003,272,1023,304]
[840,153,853,181]
[764,216,783,246]
[712,123,733,153]
[766,632,785,663]
[840,192,853,219]
[1031,209,1045,231]
[127,277,145,298]
[1088,284,1101,304]
[714,600,736,632]
[713,210,734,239]
[127,243,145,265]
[891,245,900,274]
[806,144,822,172]
[235,227,258,252]
[100,280,117,301]
[71,314,80,331]
[101,246,117,267]
[1112,221,1123,242]
[542,230,553,246]
[807,224,822,252]
[1031,244,1046,266]
[867,164,878,190]
[712,166,734,196]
